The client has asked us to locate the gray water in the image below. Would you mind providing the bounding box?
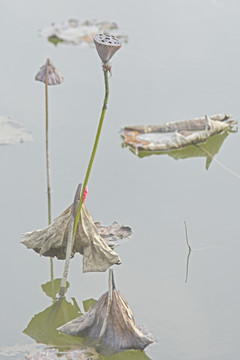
[1,0,240,359]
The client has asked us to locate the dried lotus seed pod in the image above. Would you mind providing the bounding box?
[93,34,121,63]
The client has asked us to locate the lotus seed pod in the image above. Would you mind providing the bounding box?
[35,58,64,85]
[93,34,121,63]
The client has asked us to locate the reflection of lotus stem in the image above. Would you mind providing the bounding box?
[98,268,113,342]
[73,69,109,238]
[45,79,54,279]
[59,70,109,296]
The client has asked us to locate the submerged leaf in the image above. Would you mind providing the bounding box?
[39,19,128,46]
[121,113,236,153]
[58,275,154,355]
[0,116,33,145]
[21,204,121,273]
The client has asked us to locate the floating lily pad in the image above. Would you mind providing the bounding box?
[39,19,128,46]
[0,116,33,145]
[121,114,236,155]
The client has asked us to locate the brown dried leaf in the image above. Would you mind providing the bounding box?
[121,114,236,152]
[21,204,121,273]
[58,285,154,354]
[94,221,132,247]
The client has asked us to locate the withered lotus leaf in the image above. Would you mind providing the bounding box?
[58,282,154,354]
[95,221,132,247]
[0,116,33,145]
[21,204,121,273]
[121,114,236,153]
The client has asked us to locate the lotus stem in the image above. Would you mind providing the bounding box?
[73,69,109,238]
[59,184,82,297]
[45,78,54,280]
[45,80,52,225]
[58,69,109,296]
[98,268,113,342]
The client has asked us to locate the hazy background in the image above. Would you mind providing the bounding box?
[1,0,240,359]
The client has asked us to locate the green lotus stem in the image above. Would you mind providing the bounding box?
[59,69,109,297]
[73,69,109,237]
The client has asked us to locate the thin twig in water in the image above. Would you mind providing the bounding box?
[184,221,192,283]
[184,220,240,283]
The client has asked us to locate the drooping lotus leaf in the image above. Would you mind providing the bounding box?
[21,204,121,273]
[121,113,236,154]
[39,19,128,46]
[58,275,154,355]
[0,116,33,145]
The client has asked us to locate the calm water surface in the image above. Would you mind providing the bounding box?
[1,1,240,359]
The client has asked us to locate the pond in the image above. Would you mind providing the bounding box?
[1,0,240,359]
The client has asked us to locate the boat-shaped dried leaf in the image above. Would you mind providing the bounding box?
[121,113,236,153]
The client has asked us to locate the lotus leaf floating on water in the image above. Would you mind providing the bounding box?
[39,19,128,46]
[0,116,33,145]
[121,113,236,154]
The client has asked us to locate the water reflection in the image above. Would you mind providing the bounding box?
[23,279,83,349]
[23,278,151,360]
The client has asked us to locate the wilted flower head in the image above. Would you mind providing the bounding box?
[35,58,64,85]
[93,34,121,63]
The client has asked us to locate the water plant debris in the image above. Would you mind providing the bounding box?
[58,271,154,355]
[0,116,33,145]
[39,19,128,46]
[121,113,236,153]
[21,203,123,273]
[95,221,132,247]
